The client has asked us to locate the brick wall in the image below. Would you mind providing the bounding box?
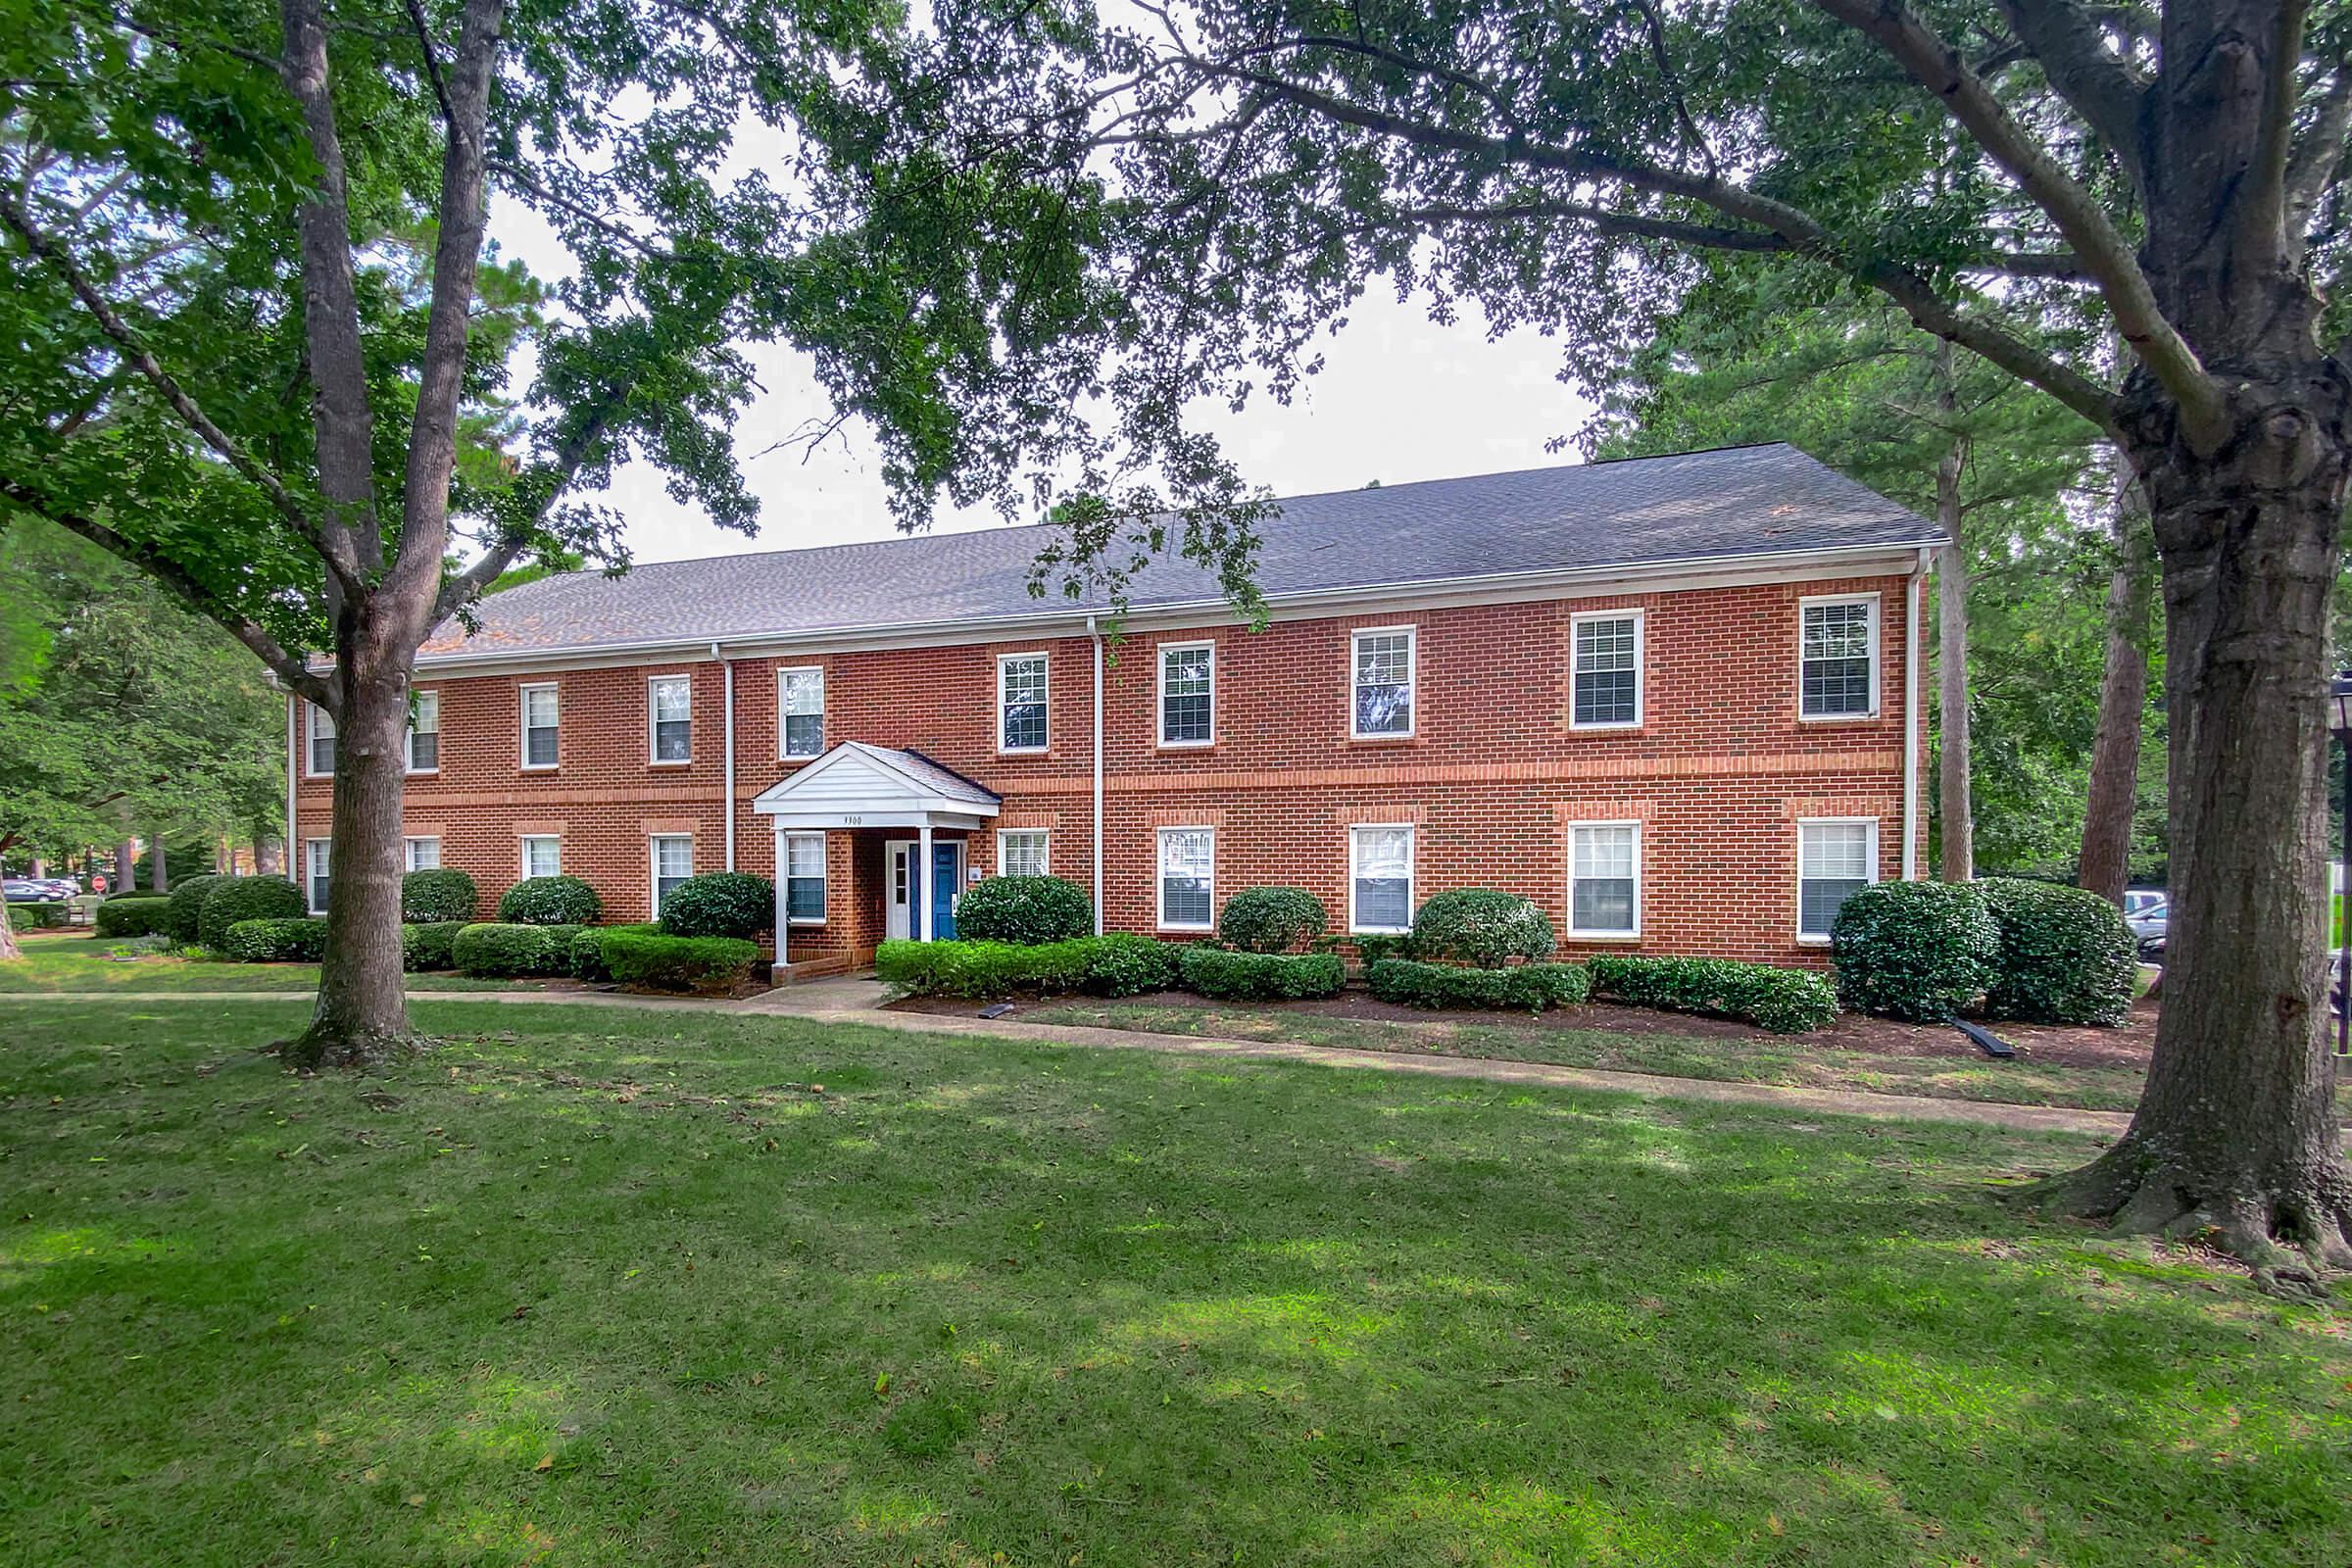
[292,571,1920,966]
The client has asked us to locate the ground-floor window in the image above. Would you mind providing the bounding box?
[1349,824,1414,933]
[405,836,440,872]
[1568,822,1641,937]
[1157,827,1215,930]
[651,835,694,917]
[998,828,1049,878]
[305,839,331,914]
[785,832,826,924]
[1797,818,1878,941]
[520,835,562,880]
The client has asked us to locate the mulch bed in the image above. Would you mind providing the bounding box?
[887,990,2161,1072]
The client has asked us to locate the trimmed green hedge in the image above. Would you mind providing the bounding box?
[1980,878,2137,1026]
[1082,933,1180,997]
[1216,887,1329,954]
[199,877,306,949]
[221,917,329,962]
[401,868,479,925]
[876,938,1102,999]
[1178,946,1346,1001]
[1409,889,1557,967]
[1830,880,1998,1023]
[165,873,228,942]
[453,921,587,977]
[1367,958,1591,1011]
[955,875,1094,944]
[400,920,468,973]
[96,896,175,939]
[600,928,761,992]
[8,903,68,932]
[498,875,602,926]
[1588,956,1839,1035]
[657,872,773,939]
[1352,932,1418,965]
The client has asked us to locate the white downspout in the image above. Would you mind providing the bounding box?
[1903,548,1928,881]
[1088,613,1104,934]
[716,642,736,872]
[284,692,299,885]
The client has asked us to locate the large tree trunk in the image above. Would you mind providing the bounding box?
[1935,423,1971,882]
[115,837,134,897]
[0,904,20,961]
[148,839,167,893]
[2044,367,2352,1288]
[2078,473,2155,904]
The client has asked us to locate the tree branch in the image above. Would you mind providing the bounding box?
[429,396,623,625]
[0,478,334,706]
[1812,0,2225,449]
[1994,1,2153,184]
[402,0,456,127]
[2285,67,2352,252]
[2237,0,2311,260]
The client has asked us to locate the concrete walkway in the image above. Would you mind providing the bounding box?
[1,979,2131,1140]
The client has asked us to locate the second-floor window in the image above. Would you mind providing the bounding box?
[1800,597,1877,718]
[1159,642,1214,746]
[520,684,560,768]
[1571,613,1642,728]
[650,675,692,763]
[1351,627,1415,738]
[406,691,439,772]
[779,666,825,758]
[306,703,336,776]
[1000,654,1049,752]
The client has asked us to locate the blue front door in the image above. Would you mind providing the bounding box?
[931,845,959,940]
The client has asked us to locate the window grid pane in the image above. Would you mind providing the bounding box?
[1573,617,1640,725]
[307,840,330,912]
[1159,829,1213,926]
[1160,646,1212,743]
[1001,831,1048,878]
[1798,822,1874,936]
[786,833,825,922]
[406,838,440,871]
[781,670,825,757]
[653,836,693,913]
[651,679,691,761]
[1351,826,1413,931]
[523,688,559,765]
[408,694,439,770]
[1801,604,1874,715]
[1353,633,1414,735]
[1570,825,1639,933]
[308,707,336,775]
[522,837,561,879]
[1002,657,1048,750]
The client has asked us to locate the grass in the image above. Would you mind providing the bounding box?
[1021,999,2160,1111]
[4,997,2348,1566]
[0,931,528,993]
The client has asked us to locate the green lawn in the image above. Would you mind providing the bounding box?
[3,999,2345,1565]
[0,931,528,993]
[1021,999,2162,1111]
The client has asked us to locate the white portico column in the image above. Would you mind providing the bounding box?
[918,822,936,942]
[772,828,789,966]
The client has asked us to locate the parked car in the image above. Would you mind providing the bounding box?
[36,877,79,899]
[2123,888,2166,920]
[3,878,54,903]
[2127,897,2168,956]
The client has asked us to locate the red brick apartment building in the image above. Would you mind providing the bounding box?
[285,445,1943,975]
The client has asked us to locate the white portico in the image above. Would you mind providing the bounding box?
[750,742,1001,956]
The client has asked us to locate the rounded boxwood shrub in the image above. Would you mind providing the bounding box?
[1081,933,1181,997]
[955,875,1093,944]
[400,920,468,973]
[94,898,174,939]
[453,921,585,977]
[572,924,657,982]
[1177,946,1346,1001]
[1979,878,2137,1027]
[1830,880,1998,1023]
[221,916,328,962]
[9,902,69,933]
[875,937,1103,999]
[199,877,306,949]
[401,868,478,925]
[657,871,774,939]
[165,873,228,943]
[600,928,761,993]
[1588,956,1839,1035]
[498,875,601,926]
[1409,889,1556,967]
[1216,887,1329,954]
[1368,957,1590,1011]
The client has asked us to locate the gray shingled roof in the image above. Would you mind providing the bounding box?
[423,444,1939,661]
[875,747,1002,807]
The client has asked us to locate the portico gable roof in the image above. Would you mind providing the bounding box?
[751,742,1002,831]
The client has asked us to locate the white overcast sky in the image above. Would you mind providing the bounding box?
[491,201,1599,565]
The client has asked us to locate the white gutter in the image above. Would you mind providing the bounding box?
[1903,548,1929,881]
[716,642,736,872]
[1088,613,1104,934]
[284,693,299,885]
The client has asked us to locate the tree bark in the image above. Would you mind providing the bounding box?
[115,837,134,896]
[0,905,20,961]
[1934,408,1971,881]
[148,839,167,893]
[2078,469,2155,904]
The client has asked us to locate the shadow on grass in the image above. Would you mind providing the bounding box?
[1,999,2344,1567]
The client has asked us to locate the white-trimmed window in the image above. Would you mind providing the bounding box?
[1348,824,1415,934]
[650,834,694,917]
[1798,818,1879,941]
[649,675,692,763]
[1158,642,1214,746]
[1571,612,1642,729]
[304,838,331,914]
[1351,627,1415,738]
[520,683,560,768]
[998,828,1049,878]
[999,653,1049,752]
[1799,596,1878,718]
[405,836,441,872]
[520,835,562,880]
[405,691,440,772]
[784,831,826,924]
[779,666,825,759]
[1568,822,1642,938]
[305,703,336,777]
[1156,827,1215,930]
